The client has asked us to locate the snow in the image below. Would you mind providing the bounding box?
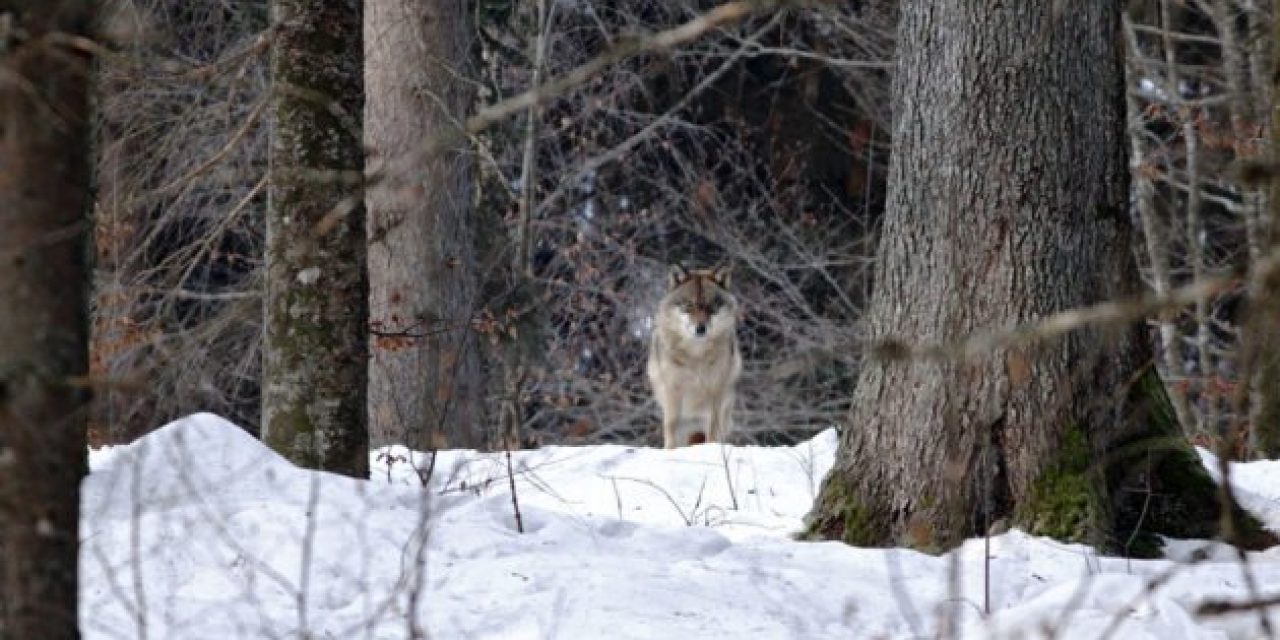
[81,413,1280,639]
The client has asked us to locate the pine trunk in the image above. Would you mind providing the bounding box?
[263,0,369,476]
[0,2,94,636]
[365,0,482,450]
[805,0,1256,554]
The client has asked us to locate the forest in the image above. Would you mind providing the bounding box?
[3,0,1280,637]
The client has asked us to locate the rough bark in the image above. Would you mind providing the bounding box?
[263,0,369,477]
[365,0,482,449]
[0,1,94,636]
[805,1,1253,554]
[1248,10,1280,459]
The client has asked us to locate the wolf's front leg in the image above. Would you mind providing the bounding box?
[708,393,733,443]
[661,403,680,449]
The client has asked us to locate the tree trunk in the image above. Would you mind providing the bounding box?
[0,2,94,636]
[365,0,483,450]
[805,1,1254,554]
[263,0,369,477]
[1248,10,1280,459]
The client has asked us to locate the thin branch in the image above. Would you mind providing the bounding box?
[870,270,1249,363]
[1198,593,1280,616]
[149,98,267,199]
[534,11,785,218]
[463,0,790,135]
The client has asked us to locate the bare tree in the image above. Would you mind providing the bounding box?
[472,0,894,447]
[89,0,898,453]
[92,0,268,442]
[1124,0,1276,457]
[805,1,1247,553]
[262,0,368,477]
[365,0,483,450]
[0,1,95,636]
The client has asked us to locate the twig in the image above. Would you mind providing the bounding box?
[405,490,432,640]
[128,438,149,640]
[514,0,551,276]
[719,444,740,511]
[506,447,525,533]
[297,474,321,638]
[534,11,785,218]
[148,98,267,199]
[1098,560,1185,640]
[464,0,789,135]
[869,272,1246,364]
[983,529,990,617]
[938,550,961,640]
[1198,593,1280,616]
[1122,451,1155,565]
[610,475,698,526]
[611,476,624,520]
[1212,439,1274,636]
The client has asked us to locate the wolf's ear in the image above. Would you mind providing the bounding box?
[710,260,733,289]
[668,263,690,289]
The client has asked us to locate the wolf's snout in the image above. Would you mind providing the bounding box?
[695,324,707,336]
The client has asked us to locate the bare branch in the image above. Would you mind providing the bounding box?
[464,0,789,135]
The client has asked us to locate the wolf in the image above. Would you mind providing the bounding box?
[647,262,742,448]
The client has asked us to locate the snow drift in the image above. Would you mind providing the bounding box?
[81,413,1280,638]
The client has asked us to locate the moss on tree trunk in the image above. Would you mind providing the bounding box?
[1104,368,1275,555]
[1013,422,1107,547]
[807,361,1275,556]
[803,0,1275,555]
[263,0,369,477]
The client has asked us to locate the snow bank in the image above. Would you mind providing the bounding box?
[81,414,1280,638]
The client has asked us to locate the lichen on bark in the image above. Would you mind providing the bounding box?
[262,0,369,477]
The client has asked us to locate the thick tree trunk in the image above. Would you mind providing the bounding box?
[0,2,94,636]
[1248,11,1280,459]
[365,0,482,449]
[806,1,1249,553]
[263,0,369,477]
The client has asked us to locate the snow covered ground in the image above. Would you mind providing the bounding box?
[81,413,1280,639]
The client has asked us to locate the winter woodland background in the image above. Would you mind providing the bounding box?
[4,0,1280,637]
[89,0,1279,455]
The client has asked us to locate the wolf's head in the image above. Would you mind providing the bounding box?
[658,262,738,342]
